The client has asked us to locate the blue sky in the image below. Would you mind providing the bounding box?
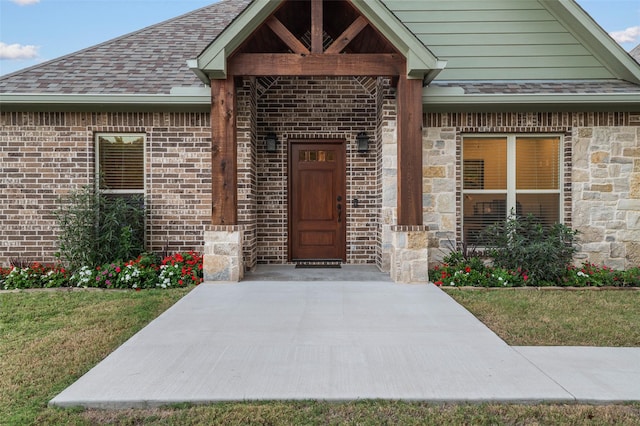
[0,0,639,76]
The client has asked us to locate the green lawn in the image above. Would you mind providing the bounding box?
[1,288,639,425]
[444,288,640,346]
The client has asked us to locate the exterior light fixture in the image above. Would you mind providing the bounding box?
[266,132,278,153]
[356,131,370,153]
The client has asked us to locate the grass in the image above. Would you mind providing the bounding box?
[0,288,190,425]
[444,288,640,346]
[1,287,639,425]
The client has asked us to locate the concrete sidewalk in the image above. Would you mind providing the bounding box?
[50,279,640,408]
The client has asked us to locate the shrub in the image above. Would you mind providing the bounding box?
[482,214,577,285]
[2,263,69,290]
[563,263,640,287]
[157,251,203,288]
[55,186,145,272]
[1,252,203,291]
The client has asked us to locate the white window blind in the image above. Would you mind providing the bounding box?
[97,135,144,191]
[462,135,562,244]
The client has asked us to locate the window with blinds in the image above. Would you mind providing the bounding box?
[462,135,562,245]
[96,134,144,192]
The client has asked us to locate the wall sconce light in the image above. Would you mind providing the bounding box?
[266,132,278,153]
[356,131,370,153]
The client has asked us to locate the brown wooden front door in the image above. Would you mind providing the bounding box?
[289,141,346,261]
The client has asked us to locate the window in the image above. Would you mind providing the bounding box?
[462,135,562,244]
[96,134,145,194]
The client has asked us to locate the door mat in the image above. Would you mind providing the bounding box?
[294,259,342,268]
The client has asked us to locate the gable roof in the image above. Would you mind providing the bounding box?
[384,0,640,83]
[1,0,638,112]
[632,45,640,64]
[191,0,445,82]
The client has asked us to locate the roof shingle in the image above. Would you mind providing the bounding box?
[1,0,639,98]
[0,0,251,95]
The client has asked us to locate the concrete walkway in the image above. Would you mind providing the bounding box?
[50,270,640,408]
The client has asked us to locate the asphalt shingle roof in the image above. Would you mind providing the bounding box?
[430,80,640,95]
[1,0,639,97]
[0,0,251,95]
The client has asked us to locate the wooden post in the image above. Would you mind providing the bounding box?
[397,74,423,225]
[311,0,323,53]
[210,76,237,225]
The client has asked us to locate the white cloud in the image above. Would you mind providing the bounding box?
[610,26,640,44]
[10,0,41,5]
[0,42,39,60]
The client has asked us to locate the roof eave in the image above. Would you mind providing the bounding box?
[423,92,640,113]
[540,0,640,85]
[191,0,446,81]
[0,93,212,112]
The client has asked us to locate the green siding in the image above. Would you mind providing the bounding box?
[383,0,616,80]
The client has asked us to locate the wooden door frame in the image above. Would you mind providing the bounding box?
[287,139,347,262]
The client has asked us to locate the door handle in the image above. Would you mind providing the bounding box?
[337,203,342,222]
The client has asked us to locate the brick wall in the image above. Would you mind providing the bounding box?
[0,111,211,266]
[423,111,640,269]
[252,76,381,264]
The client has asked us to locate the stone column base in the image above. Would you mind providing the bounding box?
[203,225,244,282]
[389,225,429,283]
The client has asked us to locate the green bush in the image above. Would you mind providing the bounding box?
[55,186,145,271]
[3,252,204,291]
[2,263,69,290]
[482,214,577,285]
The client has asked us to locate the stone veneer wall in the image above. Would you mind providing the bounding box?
[379,79,399,271]
[0,111,212,266]
[251,76,381,264]
[423,111,640,270]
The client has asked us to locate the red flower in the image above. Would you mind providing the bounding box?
[464,266,471,273]
[434,281,443,286]
[178,279,184,286]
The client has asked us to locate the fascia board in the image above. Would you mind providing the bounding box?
[541,0,640,84]
[351,0,444,77]
[196,0,281,75]
[423,92,640,108]
[0,93,211,112]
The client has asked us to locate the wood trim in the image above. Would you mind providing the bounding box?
[266,16,310,55]
[228,53,405,76]
[210,76,237,225]
[311,0,323,53]
[397,75,424,225]
[325,16,368,54]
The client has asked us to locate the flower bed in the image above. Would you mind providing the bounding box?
[0,251,203,291]
[431,261,640,288]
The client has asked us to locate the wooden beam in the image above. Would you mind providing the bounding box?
[325,16,368,54]
[210,76,237,225]
[397,75,423,226]
[311,0,323,53]
[228,53,404,76]
[266,16,310,55]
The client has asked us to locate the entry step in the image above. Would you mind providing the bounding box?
[293,259,342,268]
